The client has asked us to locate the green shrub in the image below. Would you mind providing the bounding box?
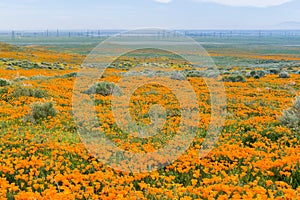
[62,72,77,78]
[246,70,266,79]
[41,62,51,66]
[278,71,290,78]
[245,72,252,78]
[6,66,16,70]
[30,102,57,121]
[14,76,28,81]
[256,70,266,77]
[169,71,186,80]
[0,78,11,87]
[231,70,240,75]
[11,87,48,98]
[29,75,49,80]
[186,70,204,77]
[280,97,300,130]
[0,87,8,95]
[221,75,246,83]
[1,58,11,62]
[253,74,260,79]
[186,70,219,78]
[250,70,256,76]
[222,71,231,75]
[85,81,121,96]
[205,70,219,78]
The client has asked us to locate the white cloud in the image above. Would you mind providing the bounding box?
[153,0,172,3]
[195,0,292,7]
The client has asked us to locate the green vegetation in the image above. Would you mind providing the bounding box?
[221,74,246,82]
[279,71,290,78]
[29,102,57,122]
[11,86,48,98]
[280,97,300,130]
[85,81,120,96]
[0,78,11,86]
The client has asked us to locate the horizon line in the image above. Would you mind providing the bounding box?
[0,29,300,32]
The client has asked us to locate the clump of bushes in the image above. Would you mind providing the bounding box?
[1,58,13,62]
[205,70,219,78]
[280,97,300,130]
[253,74,260,79]
[11,87,48,98]
[256,70,266,77]
[185,70,219,78]
[245,72,252,78]
[278,71,290,78]
[14,76,28,81]
[6,66,16,70]
[0,87,8,95]
[62,72,77,78]
[0,78,11,87]
[246,70,266,79]
[29,75,48,80]
[186,70,204,77]
[222,70,231,75]
[169,71,186,80]
[250,70,256,77]
[85,81,121,96]
[221,75,246,83]
[29,102,57,122]
[269,68,280,75]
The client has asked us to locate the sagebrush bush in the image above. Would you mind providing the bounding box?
[205,70,219,78]
[221,75,246,83]
[0,78,11,87]
[29,75,48,80]
[222,71,231,75]
[256,70,266,78]
[11,87,48,98]
[169,71,186,80]
[245,72,252,78]
[186,70,219,78]
[30,102,57,121]
[0,87,8,95]
[186,70,204,77]
[250,70,256,76]
[279,71,290,78]
[85,81,121,96]
[14,76,28,81]
[269,68,280,75]
[62,72,77,78]
[246,70,266,79]
[280,97,300,130]
[254,74,261,79]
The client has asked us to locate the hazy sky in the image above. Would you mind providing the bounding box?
[0,0,299,30]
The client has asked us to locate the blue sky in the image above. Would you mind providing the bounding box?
[0,0,299,30]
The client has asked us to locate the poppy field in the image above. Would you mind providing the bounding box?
[0,38,300,200]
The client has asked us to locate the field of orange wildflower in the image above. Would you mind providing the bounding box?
[0,41,300,200]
